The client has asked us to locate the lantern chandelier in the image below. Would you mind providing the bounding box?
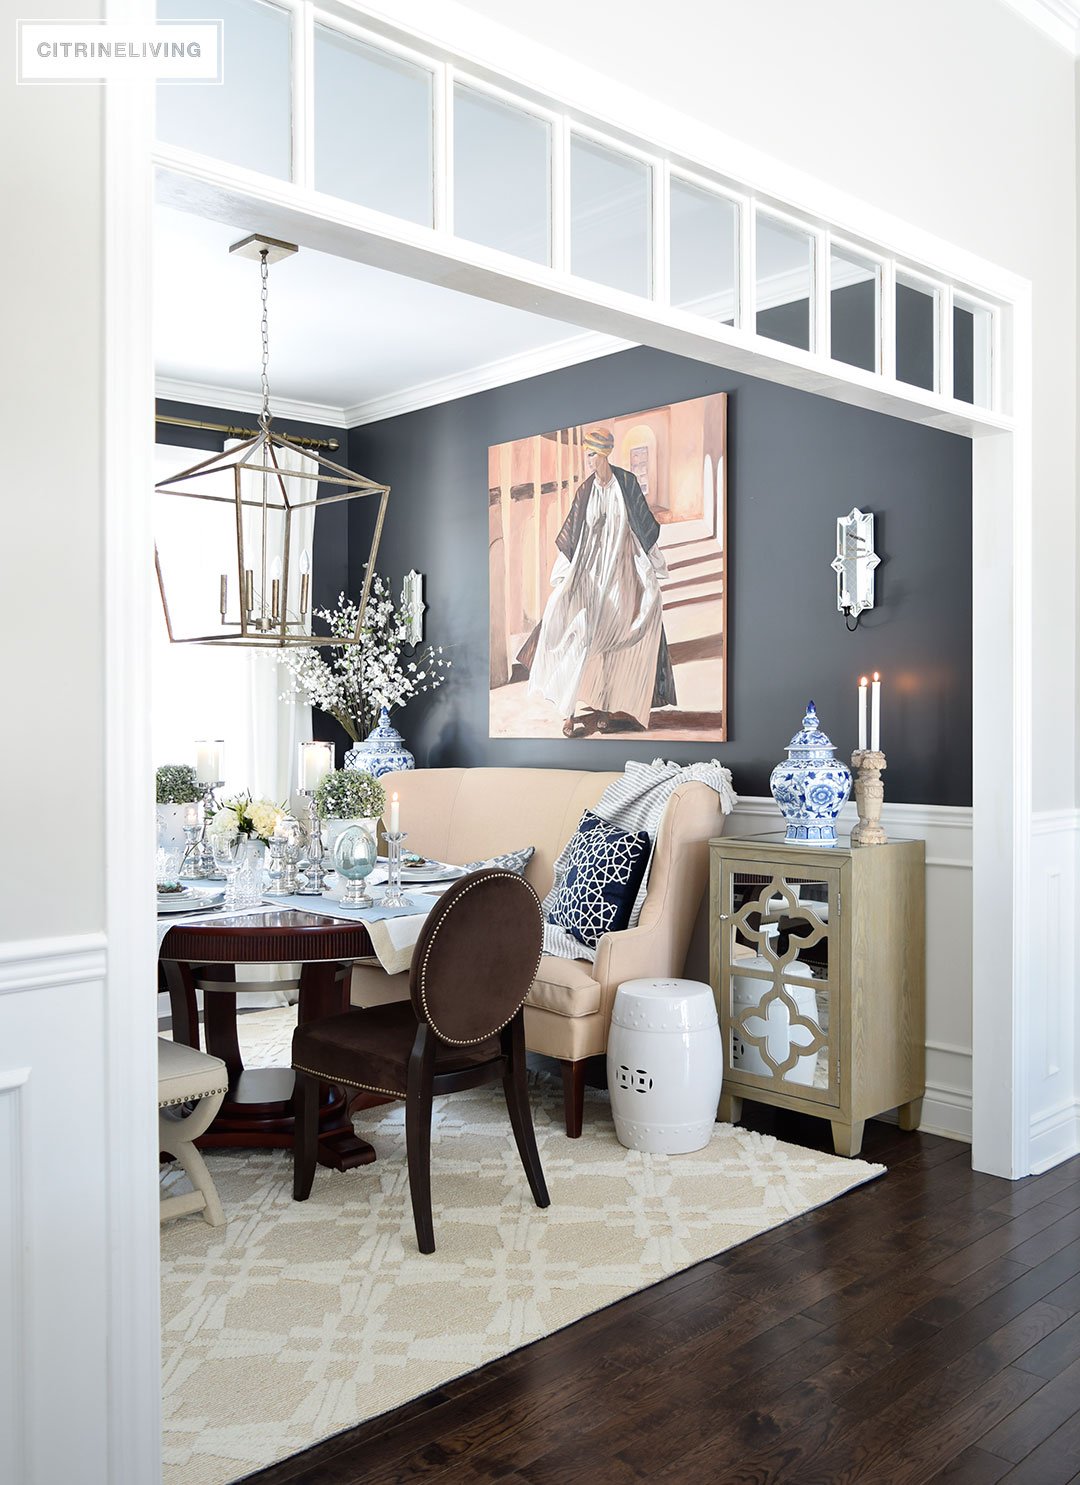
[154,233,390,647]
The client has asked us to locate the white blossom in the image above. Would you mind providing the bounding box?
[277,571,452,741]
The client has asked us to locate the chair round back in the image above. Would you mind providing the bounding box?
[409,868,543,1045]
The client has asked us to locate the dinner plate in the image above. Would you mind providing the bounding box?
[399,863,466,884]
[156,888,225,914]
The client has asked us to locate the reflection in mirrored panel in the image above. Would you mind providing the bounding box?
[896,275,939,392]
[454,87,551,265]
[830,248,879,373]
[570,136,651,297]
[314,28,433,226]
[157,0,291,178]
[670,178,737,323]
[953,299,992,408]
[755,214,813,350]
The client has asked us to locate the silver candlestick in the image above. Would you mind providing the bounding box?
[194,782,222,877]
[381,831,413,908]
[298,789,327,895]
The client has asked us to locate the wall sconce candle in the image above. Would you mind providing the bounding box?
[833,508,880,630]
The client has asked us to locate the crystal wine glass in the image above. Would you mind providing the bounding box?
[211,832,246,909]
[333,824,377,907]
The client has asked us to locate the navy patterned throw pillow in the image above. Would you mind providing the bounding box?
[546,811,650,949]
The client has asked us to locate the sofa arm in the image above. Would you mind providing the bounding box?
[592,915,677,1022]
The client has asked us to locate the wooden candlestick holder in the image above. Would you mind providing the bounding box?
[851,750,887,845]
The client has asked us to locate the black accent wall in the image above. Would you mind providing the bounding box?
[348,347,973,805]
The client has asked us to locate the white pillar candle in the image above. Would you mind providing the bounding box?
[871,672,881,752]
[388,792,400,835]
[298,740,333,793]
[858,676,868,752]
[195,739,223,786]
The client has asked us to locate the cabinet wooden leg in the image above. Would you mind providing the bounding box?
[718,1092,742,1125]
[897,1097,924,1132]
[830,1119,865,1157]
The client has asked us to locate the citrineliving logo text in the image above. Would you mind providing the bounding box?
[17,21,223,83]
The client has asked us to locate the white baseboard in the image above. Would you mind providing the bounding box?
[1029,1100,1080,1175]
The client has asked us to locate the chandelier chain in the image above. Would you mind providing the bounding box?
[259,248,271,431]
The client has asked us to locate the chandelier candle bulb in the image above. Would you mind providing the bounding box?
[388,792,400,835]
[871,672,881,752]
[244,569,254,616]
[219,573,228,619]
[858,675,868,751]
[299,569,310,617]
[271,577,281,622]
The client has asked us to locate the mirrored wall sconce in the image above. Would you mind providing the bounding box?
[831,508,880,631]
[401,569,426,644]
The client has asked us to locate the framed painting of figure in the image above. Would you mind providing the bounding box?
[488,392,727,741]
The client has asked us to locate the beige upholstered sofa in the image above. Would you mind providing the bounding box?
[350,767,726,1136]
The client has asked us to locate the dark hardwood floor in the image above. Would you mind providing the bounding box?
[240,1108,1080,1485]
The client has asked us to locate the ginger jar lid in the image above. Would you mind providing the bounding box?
[785,700,837,757]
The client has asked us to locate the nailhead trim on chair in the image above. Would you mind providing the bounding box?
[157,1084,229,1109]
[417,871,544,1046]
[291,1062,401,1099]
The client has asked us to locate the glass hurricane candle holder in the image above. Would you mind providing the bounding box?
[381,830,413,909]
[333,823,377,907]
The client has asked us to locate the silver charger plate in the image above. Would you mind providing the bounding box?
[156,887,225,914]
[399,863,466,885]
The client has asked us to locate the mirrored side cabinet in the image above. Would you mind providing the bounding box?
[709,834,925,1156]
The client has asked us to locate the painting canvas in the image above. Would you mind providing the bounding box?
[488,392,727,741]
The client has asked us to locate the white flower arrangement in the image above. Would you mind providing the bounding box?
[208,794,287,844]
[277,574,451,742]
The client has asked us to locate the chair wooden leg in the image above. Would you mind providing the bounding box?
[406,1025,436,1254]
[501,1019,549,1209]
[560,1058,585,1138]
[292,1072,319,1201]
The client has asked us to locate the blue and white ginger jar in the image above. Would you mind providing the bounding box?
[345,705,415,778]
[769,701,852,848]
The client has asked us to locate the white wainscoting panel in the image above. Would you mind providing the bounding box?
[723,798,973,1143]
[1027,810,1080,1172]
[0,936,111,1485]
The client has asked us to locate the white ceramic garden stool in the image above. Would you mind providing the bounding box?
[607,979,723,1154]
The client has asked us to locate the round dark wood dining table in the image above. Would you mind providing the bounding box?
[159,907,378,1170]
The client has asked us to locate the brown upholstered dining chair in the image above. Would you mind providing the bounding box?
[291,868,551,1253]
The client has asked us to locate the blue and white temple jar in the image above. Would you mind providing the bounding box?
[345,705,415,778]
[769,701,852,847]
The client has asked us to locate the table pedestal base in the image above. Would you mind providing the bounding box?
[195,1067,377,1170]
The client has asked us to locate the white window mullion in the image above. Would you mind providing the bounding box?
[880,258,897,380]
[940,284,954,401]
[653,156,670,306]
[551,113,570,274]
[292,0,314,189]
[814,229,830,360]
[741,198,757,333]
[433,61,451,234]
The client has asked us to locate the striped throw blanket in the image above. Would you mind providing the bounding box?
[542,759,738,963]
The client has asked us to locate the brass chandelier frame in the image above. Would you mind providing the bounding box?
[154,235,390,648]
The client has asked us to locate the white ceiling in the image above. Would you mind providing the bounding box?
[154,206,622,424]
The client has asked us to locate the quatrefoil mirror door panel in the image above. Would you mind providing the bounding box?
[719,863,840,1107]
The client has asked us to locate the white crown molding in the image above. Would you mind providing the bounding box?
[343,328,629,427]
[998,0,1080,54]
[155,377,351,429]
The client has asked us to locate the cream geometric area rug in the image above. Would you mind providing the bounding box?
[160,1008,884,1485]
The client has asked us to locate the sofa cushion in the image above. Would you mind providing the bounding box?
[526,955,602,1019]
[545,810,650,949]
